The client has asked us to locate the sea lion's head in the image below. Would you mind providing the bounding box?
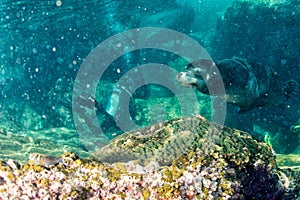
[177,59,215,92]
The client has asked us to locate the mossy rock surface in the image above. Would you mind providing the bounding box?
[91,115,275,168]
[0,115,299,199]
[90,115,291,199]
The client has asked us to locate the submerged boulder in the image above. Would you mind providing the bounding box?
[91,115,289,199]
[92,115,276,167]
[0,115,299,199]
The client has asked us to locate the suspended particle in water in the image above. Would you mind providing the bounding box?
[116,43,122,48]
[280,59,287,65]
[56,0,62,7]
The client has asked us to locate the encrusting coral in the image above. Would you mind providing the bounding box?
[0,115,299,199]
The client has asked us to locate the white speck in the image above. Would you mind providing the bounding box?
[32,48,37,54]
[116,43,122,48]
[35,68,39,72]
[56,0,62,7]
[52,47,56,52]
[117,68,121,73]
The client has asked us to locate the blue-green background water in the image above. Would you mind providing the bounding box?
[0,0,299,162]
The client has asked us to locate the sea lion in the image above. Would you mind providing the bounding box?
[177,57,297,113]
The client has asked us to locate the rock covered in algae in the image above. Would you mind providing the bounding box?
[0,115,299,199]
[91,115,275,167]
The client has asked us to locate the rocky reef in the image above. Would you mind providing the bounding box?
[1,115,299,199]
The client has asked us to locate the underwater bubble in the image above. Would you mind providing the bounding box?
[32,48,37,54]
[22,92,30,100]
[56,0,62,7]
[16,58,21,64]
[116,43,122,48]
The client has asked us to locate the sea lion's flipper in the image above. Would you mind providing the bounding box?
[283,80,298,98]
[237,99,265,113]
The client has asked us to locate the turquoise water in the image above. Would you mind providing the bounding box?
[0,0,299,163]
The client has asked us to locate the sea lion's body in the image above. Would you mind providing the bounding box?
[177,57,297,113]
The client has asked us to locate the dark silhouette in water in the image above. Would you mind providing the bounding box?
[177,57,298,113]
[72,93,122,140]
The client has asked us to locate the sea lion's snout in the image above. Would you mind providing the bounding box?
[176,71,198,87]
[177,61,212,89]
